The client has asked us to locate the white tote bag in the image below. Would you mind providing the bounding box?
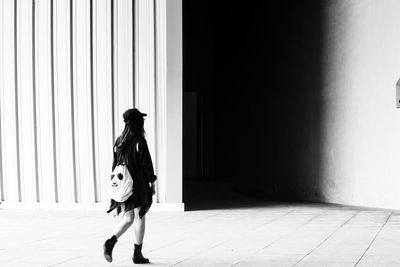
[110,163,134,202]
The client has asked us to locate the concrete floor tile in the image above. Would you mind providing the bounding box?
[357,255,400,264]
[295,261,355,267]
[235,260,298,267]
[241,253,305,262]
[357,261,400,267]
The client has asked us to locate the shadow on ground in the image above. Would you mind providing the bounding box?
[183,180,394,213]
[183,180,289,211]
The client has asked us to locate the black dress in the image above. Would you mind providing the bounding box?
[106,135,157,218]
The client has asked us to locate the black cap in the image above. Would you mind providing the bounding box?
[123,108,147,123]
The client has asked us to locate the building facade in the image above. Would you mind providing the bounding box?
[0,0,182,209]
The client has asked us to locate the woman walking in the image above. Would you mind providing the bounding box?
[103,108,157,264]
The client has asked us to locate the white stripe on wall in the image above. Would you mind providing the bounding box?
[1,0,19,202]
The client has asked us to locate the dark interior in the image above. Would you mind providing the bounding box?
[183,1,324,209]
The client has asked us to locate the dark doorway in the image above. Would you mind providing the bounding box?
[182,1,264,210]
[183,1,324,210]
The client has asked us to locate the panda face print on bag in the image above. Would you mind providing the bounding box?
[110,163,134,202]
[111,173,124,187]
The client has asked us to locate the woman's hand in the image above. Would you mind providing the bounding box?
[150,183,156,196]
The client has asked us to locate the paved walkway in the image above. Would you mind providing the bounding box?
[0,202,399,266]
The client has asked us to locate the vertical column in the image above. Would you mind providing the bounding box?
[137,0,156,166]
[69,0,78,202]
[53,0,75,202]
[49,0,59,202]
[35,0,56,202]
[73,0,95,203]
[154,0,167,203]
[165,0,182,203]
[89,0,98,202]
[115,0,134,134]
[110,0,116,142]
[132,0,136,107]
[0,0,4,201]
[1,0,20,202]
[134,0,139,107]
[32,0,40,202]
[18,0,37,202]
[14,0,22,202]
[94,0,113,202]
[153,0,182,204]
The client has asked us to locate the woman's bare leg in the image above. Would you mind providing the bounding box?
[132,207,149,263]
[112,209,135,238]
[133,207,146,244]
[104,208,134,262]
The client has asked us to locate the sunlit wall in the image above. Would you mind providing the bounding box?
[318,0,400,208]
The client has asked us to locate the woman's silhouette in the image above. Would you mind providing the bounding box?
[103,108,156,264]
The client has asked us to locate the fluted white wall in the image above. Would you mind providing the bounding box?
[0,0,182,207]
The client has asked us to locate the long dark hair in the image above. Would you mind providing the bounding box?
[115,108,146,153]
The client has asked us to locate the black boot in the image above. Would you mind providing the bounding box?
[103,235,118,262]
[133,243,150,264]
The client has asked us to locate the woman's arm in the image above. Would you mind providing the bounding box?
[139,139,157,183]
